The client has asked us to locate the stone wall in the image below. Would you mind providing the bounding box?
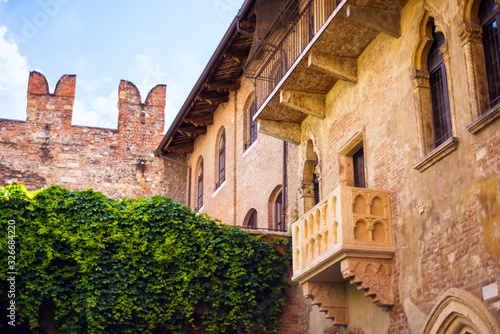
[280,0,500,332]
[0,71,187,202]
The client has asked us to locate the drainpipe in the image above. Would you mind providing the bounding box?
[158,151,191,207]
[282,141,287,230]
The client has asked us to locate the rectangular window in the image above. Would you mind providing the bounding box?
[429,64,452,147]
[353,147,366,188]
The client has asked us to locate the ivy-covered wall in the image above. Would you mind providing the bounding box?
[0,185,291,334]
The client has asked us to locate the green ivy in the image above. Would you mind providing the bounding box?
[0,185,290,333]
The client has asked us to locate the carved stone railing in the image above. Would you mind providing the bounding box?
[291,185,394,324]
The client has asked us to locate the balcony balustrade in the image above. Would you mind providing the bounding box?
[291,185,395,324]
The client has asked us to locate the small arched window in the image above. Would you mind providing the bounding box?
[480,0,500,109]
[247,209,257,229]
[197,159,203,210]
[217,129,226,188]
[275,191,284,231]
[428,25,452,147]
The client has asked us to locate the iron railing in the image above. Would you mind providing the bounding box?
[253,0,340,110]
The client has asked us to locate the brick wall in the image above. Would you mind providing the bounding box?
[0,71,187,202]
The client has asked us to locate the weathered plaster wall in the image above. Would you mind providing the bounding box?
[0,71,187,202]
[289,0,500,332]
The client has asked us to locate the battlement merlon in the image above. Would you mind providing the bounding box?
[26,71,76,125]
[117,80,166,134]
[23,72,166,133]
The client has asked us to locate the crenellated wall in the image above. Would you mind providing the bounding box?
[0,71,187,202]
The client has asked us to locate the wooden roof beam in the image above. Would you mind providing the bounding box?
[184,114,214,126]
[204,80,240,92]
[196,91,230,105]
[178,125,207,136]
[166,142,194,154]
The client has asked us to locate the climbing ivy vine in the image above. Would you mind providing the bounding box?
[0,185,291,334]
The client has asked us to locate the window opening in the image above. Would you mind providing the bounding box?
[197,159,203,210]
[275,191,284,231]
[217,130,226,188]
[353,147,366,188]
[245,100,258,149]
[428,26,452,147]
[247,210,257,229]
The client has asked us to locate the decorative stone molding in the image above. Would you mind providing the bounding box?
[302,282,348,325]
[411,70,430,89]
[458,24,483,45]
[422,288,500,334]
[467,104,500,133]
[340,257,394,307]
[292,186,395,320]
[413,136,459,172]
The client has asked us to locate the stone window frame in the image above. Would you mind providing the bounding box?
[460,0,500,133]
[339,130,367,188]
[422,288,500,334]
[411,11,459,172]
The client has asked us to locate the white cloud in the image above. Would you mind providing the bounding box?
[0,25,30,121]
[72,91,118,129]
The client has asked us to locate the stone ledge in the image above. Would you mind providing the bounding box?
[413,137,459,172]
[467,104,500,134]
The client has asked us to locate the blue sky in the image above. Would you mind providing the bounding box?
[0,0,241,130]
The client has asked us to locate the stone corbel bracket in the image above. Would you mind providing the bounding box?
[340,257,394,307]
[302,281,348,325]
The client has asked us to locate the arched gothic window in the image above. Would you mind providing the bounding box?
[428,25,452,147]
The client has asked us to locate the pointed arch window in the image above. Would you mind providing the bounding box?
[412,16,458,172]
[428,27,452,147]
[216,129,225,188]
[196,159,203,210]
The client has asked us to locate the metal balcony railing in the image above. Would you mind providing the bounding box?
[254,0,340,110]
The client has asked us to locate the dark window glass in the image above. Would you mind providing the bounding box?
[353,147,366,188]
[428,27,452,147]
[217,130,225,188]
[197,159,203,210]
[275,191,284,231]
[313,169,320,205]
[480,0,500,109]
[247,210,257,229]
[246,99,257,149]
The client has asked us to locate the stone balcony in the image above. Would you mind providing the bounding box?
[254,0,409,144]
[291,185,394,324]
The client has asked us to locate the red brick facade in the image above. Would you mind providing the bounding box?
[0,71,186,202]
